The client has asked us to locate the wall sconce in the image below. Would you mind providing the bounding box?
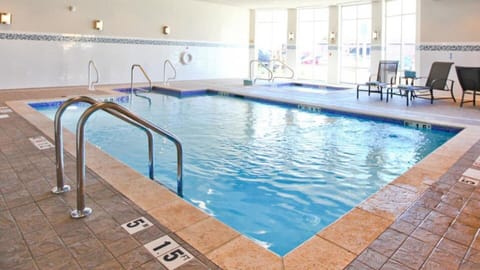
[372,31,379,41]
[0,12,12,25]
[288,32,295,41]
[94,20,103,31]
[329,32,336,43]
[163,26,170,35]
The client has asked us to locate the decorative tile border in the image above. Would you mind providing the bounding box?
[418,44,480,52]
[324,44,480,52]
[0,31,247,48]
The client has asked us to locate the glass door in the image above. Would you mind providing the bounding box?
[255,10,288,78]
[385,0,416,73]
[340,4,372,84]
[297,8,329,81]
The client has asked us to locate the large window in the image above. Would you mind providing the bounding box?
[385,0,416,72]
[255,9,288,76]
[296,8,329,81]
[340,4,372,84]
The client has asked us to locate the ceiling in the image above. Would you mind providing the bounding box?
[197,0,361,9]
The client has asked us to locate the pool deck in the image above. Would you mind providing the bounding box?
[1,80,480,269]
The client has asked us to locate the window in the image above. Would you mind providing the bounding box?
[385,0,416,72]
[255,9,288,73]
[340,4,372,84]
[296,8,329,81]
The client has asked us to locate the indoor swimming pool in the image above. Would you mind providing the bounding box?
[31,90,457,256]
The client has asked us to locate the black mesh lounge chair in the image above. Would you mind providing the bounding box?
[394,62,455,105]
[357,60,399,101]
[455,66,480,107]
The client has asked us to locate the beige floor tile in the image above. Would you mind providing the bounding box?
[124,178,179,211]
[414,153,458,176]
[318,208,392,255]
[284,236,355,270]
[149,199,209,232]
[392,166,439,191]
[359,184,420,220]
[177,217,240,254]
[207,236,282,270]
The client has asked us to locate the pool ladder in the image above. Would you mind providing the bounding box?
[130,64,152,104]
[88,60,99,90]
[163,59,176,85]
[249,60,295,84]
[130,64,152,92]
[52,96,183,219]
[270,60,295,82]
[249,60,273,84]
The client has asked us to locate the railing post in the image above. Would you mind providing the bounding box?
[71,105,94,218]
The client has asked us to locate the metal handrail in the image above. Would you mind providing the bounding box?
[249,60,273,83]
[88,60,99,91]
[72,102,183,218]
[271,60,295,82]
[52,96,155,196]
[163,60,177,85]
[130,64,152,92]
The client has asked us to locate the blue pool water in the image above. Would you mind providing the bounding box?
[276,82,350,92]
[32,91,456,256]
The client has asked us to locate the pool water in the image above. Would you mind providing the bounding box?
[32,92,456,256]
[275,82,350,93]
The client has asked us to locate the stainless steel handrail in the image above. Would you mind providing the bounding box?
[271,60,295,82]
[53,96,155,196]
[88,60,99,91]
[72,102,183,218]
[163,60,177,85]
[130,64,152,92]
[249,60,273,84]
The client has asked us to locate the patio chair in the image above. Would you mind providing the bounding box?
[394,62,455,105]
[357,60,399,101]
[455,66,480,107]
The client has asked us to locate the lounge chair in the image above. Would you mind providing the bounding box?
[455,66,480,107]
[393,62,455,105]
[357,60,399,101]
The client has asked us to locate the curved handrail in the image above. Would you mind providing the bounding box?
[249,60,273,83]
[52,96,154,195]
[88,60,99,91]
[130,64,152,92]
[163,60,177,85]
[271,60,295,82]
[72,102,183,218]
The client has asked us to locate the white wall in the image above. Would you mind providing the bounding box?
[0,0,250,89]
[417,0,480,93]
[419,0,480,43]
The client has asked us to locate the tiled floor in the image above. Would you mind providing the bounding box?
[347,142,480,270]
[1,81,480,269]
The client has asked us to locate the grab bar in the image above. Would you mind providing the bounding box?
[163,60,177,85]
[72,102,183,218]
[249,60,273,84]
[52,96,155,195]
[88,60,99,91]
[130,64,152,92]
[271,60,295,82]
